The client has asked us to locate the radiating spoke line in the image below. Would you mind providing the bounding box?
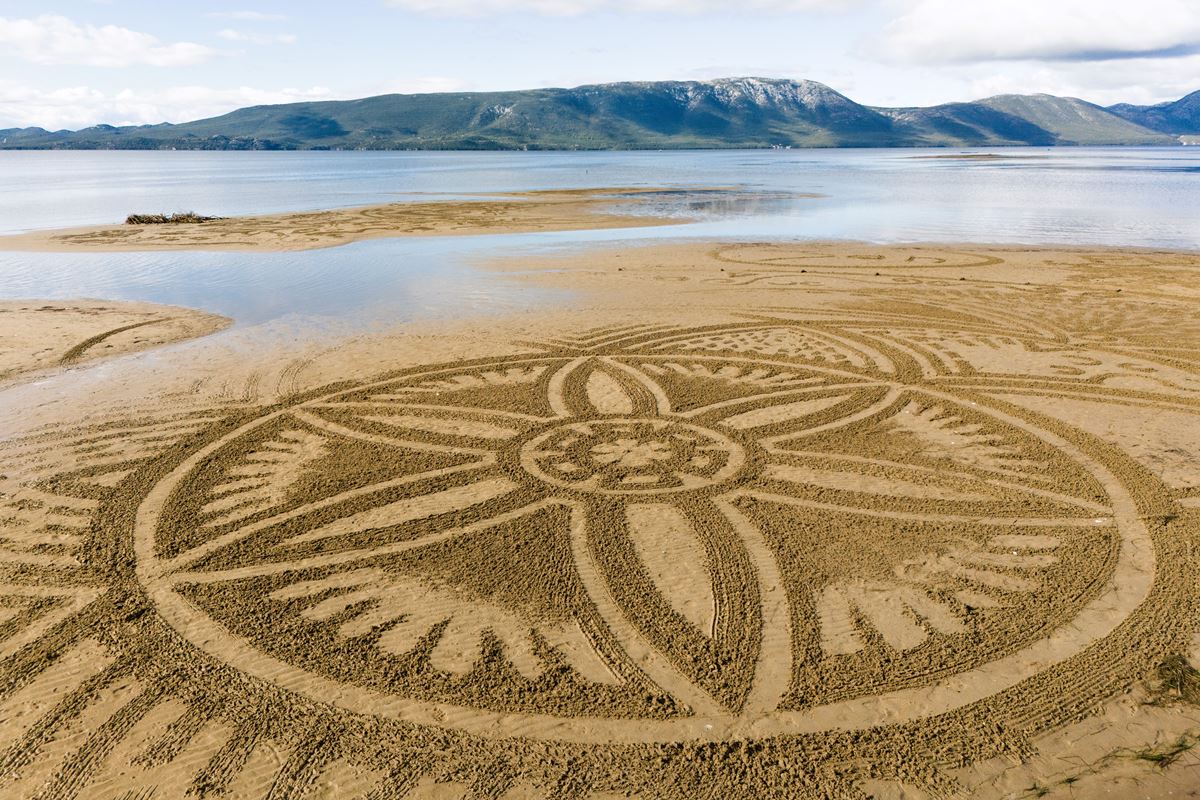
[767,450,1112,514]
[642,363,830,393]
[164,499,557,586]
[637,351,876,384]
[763,462,994,502]
[313,356,564,406]
[758,387,904,446]
[283,476,519,547]
[307,401,555,424]
[735,490,1112,528]
[679,383,879,421]
[0,585,103,662]
[952,383,1200,412]
[158,459,495,576]
[802,328,897,375]
[291,409,493,456]
[720,393,861,431]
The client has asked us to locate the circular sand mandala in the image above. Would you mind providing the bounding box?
[130,326,1163,745]
[2,314,1195,798]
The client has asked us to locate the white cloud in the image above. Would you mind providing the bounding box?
[0,83,334,130]
[385,0,855,15]
[0,15,215,67]
[217,29,297,45]
[879,0,1200,64]
[206,11,289,21]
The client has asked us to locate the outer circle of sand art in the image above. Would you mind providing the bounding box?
[712,243,1006,270]
[131,326,1153,745]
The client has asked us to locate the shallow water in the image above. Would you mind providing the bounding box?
[1,147,1197,327]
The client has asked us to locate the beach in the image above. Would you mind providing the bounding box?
[0,216,1197,798]
[0,299,229,385]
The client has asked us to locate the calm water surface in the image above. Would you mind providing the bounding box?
[1,148,1197,328]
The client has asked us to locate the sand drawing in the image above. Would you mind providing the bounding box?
[712,243,1007,270]
[0,292,1197,798]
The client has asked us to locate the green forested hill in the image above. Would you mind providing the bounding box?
[1108,91,1200,135]
[0,78,1185,150]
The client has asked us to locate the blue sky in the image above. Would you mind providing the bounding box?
[2,0,1198,129]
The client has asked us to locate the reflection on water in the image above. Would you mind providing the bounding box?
[605,189,811,220]
[0,236,574,327]
[0,147,1197,330]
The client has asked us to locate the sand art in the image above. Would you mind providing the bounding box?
[0,242,1198,798]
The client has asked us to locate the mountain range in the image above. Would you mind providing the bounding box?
[2,78,1197,151]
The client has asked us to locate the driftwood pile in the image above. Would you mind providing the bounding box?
[125,212,223,225]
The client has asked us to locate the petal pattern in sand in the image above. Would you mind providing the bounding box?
[624,504,716,636]
[282,477,519,546]
[379,365,550,394]
[271,568,617,683]
[362,413,520,441]
[890,400,1042,475]
[817,534,1062,656]
[763,463,993,502]
[201,430,327,528]
[816,581,965,655]
[640,361,819,389]
[719,393,854,431]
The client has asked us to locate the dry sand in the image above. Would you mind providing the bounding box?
[0,299,229,385]
[0,239,1197,799]
[0,188,723,253]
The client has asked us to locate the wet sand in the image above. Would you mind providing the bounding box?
[0,299,229,385]
[0,239,1197,799]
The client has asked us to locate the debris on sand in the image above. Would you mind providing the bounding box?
[125,211,224,225]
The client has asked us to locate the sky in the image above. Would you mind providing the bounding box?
[1,0,1199,130]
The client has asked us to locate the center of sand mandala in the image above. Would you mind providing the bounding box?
[519,418,745,494]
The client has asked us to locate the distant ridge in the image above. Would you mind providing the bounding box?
[1107,90,1200,135]
[1,77,1193,151]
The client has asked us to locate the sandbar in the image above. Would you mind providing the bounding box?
[0,188,737,253]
